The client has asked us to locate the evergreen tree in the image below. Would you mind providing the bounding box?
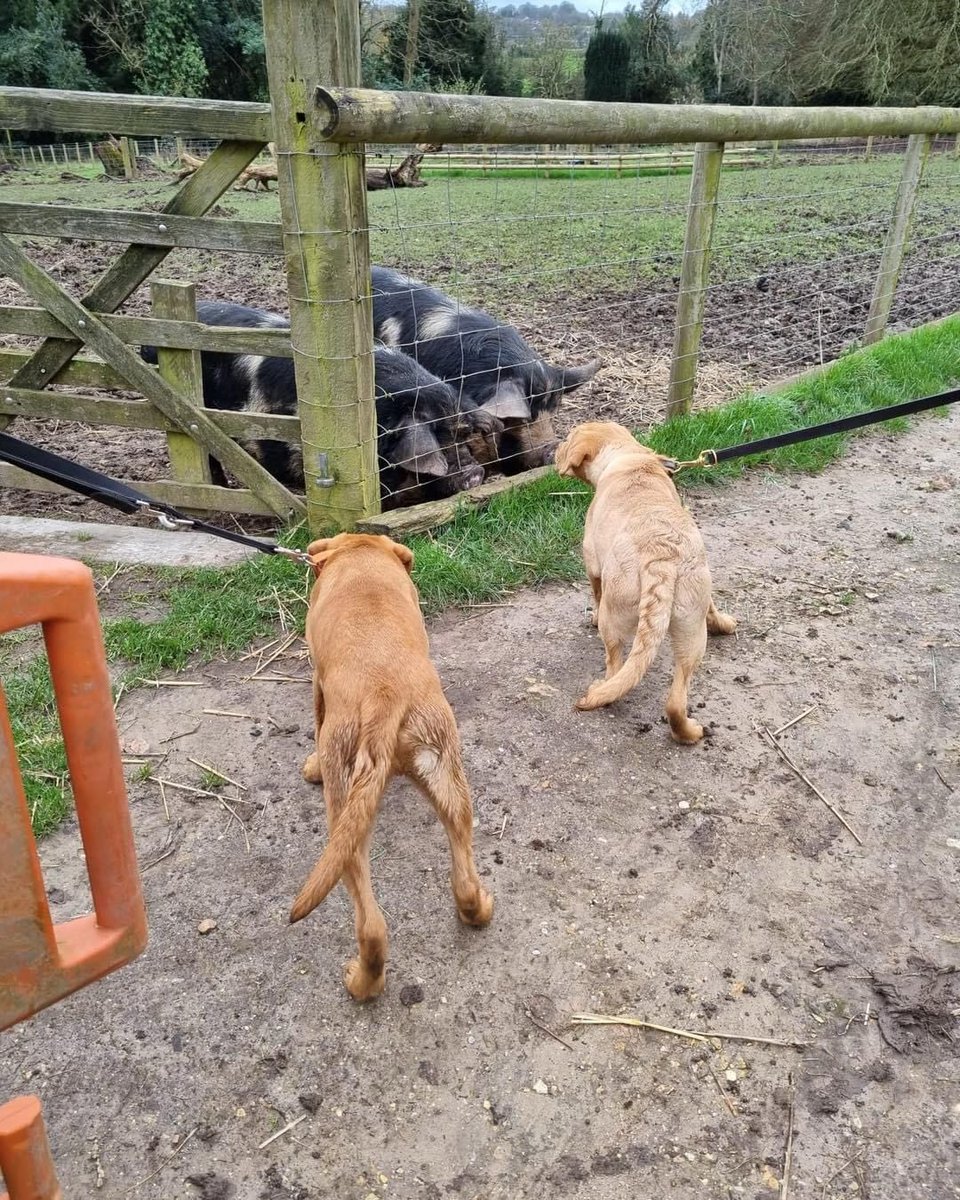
[141,0,207,97]
[583,22,631,102]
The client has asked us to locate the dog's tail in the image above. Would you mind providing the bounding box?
[576,557,677,710]
[288,710,401,923]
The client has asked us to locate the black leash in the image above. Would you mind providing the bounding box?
[664,386,960,474]
[0,431,311,565]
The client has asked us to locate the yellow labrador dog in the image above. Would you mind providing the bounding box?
[290,533,493,1000]
[556,422,736,743]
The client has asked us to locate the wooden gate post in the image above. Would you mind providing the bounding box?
[864,132,933,346]
[666,141,725,418]
[151,280,212,490]
[262,0,379,532]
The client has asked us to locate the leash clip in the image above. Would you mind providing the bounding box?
[135,501,194,531]
[273,546,314,567]
[664,449,718,475]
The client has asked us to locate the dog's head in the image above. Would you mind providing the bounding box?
[306,533,414,578]
[556,422,677,485]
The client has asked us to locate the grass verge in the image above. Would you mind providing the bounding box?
[4,316,958,835]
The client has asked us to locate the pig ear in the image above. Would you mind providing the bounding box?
[387,540,414,573]
[479,381,532,421]
[393,426,448,478]
[550,359,600,395]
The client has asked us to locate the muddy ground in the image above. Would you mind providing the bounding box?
[3,409,958,1199]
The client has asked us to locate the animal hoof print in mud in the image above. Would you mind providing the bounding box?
[344,959,386,1002]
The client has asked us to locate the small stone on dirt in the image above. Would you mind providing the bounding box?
[298,1093,322,1114]
[197,919,217,935]
[886,529,913,543]
[532,1079,549,1095]
[400,983,425,1007]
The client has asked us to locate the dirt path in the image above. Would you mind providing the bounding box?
[3,411,958,1200]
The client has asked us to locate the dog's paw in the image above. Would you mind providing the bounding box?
[301,752,323,784]
[707,610,737,636]
[574,684,607,711]
[669,719,704,745]
[590,610,599,628]
[344,958,386,1001]
[458,888,494,928]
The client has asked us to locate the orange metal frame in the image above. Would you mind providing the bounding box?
[0,552,148,1200]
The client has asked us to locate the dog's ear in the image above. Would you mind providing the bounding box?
[306,537,334,577]
[385,539,414,573]
[555,435,592,477]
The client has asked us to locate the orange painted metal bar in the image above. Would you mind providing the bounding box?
[0,1096,62,1200]
[0,551,147,1031]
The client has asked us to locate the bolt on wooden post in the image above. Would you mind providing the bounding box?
[262,0,379,532]
[863,132,934,346]
[666,141,725,418]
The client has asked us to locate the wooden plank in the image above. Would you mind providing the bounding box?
[0,231,305,521]
[264,0,380,532]
[356,466,553,537]
[0,351,129,391]
[0,86,272,142]
[0,464,276,516]
[667,141,725,418]
[152,281,212,488]
[0,306,293,356]
[317,87,960,146]
[864,132,934,346]
[0,202,284,255]
[0,385,300,440]
[0,139,266,430]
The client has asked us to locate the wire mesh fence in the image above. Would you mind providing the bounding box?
[1,122,958,525]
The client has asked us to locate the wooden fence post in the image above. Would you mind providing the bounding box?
[120,136,137,180]
[666,141,725,418]
[863,132,933,346]
[262,0,379,531]
[151,280,212,491]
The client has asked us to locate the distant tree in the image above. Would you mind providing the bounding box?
[621,0,683,103]
[525,21,582,98]
[140,0,207,96]
[0,0,96,90]
[383,0,511,93]
[583,22,631,101]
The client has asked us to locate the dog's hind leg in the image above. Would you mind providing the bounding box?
[301,676,326,784]
[665,609,708,744]
[706,598,737,636]
[588,573,602,628]
[409,720,493,929]
[341,844,388,1001]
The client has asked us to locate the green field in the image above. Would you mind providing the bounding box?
[3,149,957,303]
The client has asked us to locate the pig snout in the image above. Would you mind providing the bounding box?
[458,462,485,490]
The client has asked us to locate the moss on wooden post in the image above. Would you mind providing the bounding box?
[120,136,137,180]
[667,141,724,418]
[262,0,379,533]
[864,132,933,346]
[151,280,212,491]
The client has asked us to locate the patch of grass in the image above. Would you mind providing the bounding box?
[3,658,70,838]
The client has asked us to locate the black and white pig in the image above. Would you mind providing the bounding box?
[371,265,600,473]
[141,301,502,510]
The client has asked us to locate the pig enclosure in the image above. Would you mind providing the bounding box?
[2,4,960,531]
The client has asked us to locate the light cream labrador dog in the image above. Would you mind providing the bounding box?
[556,421,736,743]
